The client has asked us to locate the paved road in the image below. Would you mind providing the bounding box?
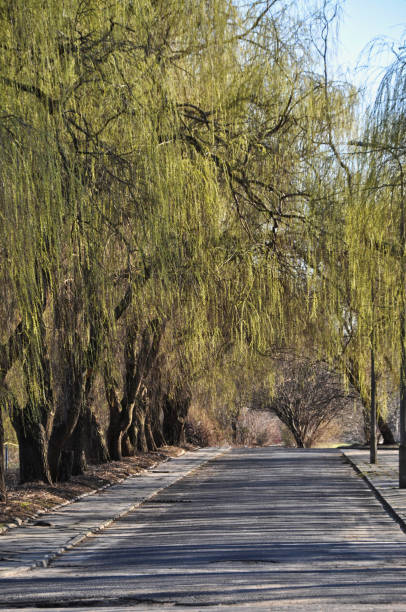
[0,448,225,577]
[3,447,406,610]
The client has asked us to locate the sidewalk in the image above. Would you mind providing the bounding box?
[0,447,229,578]
[342,448,406,530]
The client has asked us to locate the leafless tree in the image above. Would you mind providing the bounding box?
[256,357,356,448]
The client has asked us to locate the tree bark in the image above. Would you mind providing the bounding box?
[292,430,305,448]
[370,340,377,464]
[121,425,137,457]
[68,415,88,477]
[70,403,109,470]
[106,319,164,459]
[122,397,158,454]
[85,405,110,463]
[378,415,396,445]
[149,392,166,448]
[135,406,148,452]
[152,421,166,447]
[145,411,158,451]
[16,308,55,484]
[106,383,125,461]
[50,273,113,481]
[0,408,6,503]
[146,364,166,448]
[11,402,52,484]
[58,450,74,482]
[162,387,190,446]
[48,347,85,481]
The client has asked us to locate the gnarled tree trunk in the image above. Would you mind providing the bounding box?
[11,402,53,484]
[12,304,55,484]
[106,319,164,459]
[122,396,158,455]
[82,404,109,464]
[145,409,158,451]
[68,403,109,476]
[162,386,191,446]
[134,404,148,452]
[106,381,133,461]
[0,408,6,503]
[378,415,396,445]
[48,358,85,481]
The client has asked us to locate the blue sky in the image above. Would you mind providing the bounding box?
[336,0,406,100]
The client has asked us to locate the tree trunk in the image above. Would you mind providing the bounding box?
[152,421,166,447]
[106,398,124,462]
[149,395,166,448]
[370,340,377,463]
[123,398,157,453]
[135,407,148,452]
[122,424,137,456]
[145,413,158,451]
[289,421,306,448]
[378,415,396,445]
[12,403,52,484]
[162,389,190,446]
[48,356,85,481]
[107,428,122,462]
[105,384,137,461]
[71,403,109,469]
[58,450,74,482]
[68,415,88,477]
[72,449,87,477]
[0,408,6,503]
[106,319,164,459]
[48,418,81,482]
[231,419,237,444]
[85,406,109,464]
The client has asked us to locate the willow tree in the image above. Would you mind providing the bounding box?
[0,0,286,480]
[0,0,155,480]
[0,0,361,492]
[96,0,347,455]
[349,42,406,482]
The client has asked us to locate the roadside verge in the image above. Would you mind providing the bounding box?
[0,446,230,579]
[342,449,406,533]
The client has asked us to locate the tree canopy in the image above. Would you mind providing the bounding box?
[0,0,405,500]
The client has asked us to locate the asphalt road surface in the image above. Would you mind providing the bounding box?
[3,447,406,611]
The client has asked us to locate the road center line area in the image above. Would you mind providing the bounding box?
[2,447,406,610]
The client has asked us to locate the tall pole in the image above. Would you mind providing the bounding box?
[370,325,377,464]
[400,312,406,487]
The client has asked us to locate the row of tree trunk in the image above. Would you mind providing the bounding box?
[0,295,191,502]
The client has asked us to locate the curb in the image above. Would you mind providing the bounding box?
[0,447,230,578]
[341,451,406,535]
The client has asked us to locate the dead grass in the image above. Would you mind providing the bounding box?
[0,446,189,529]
